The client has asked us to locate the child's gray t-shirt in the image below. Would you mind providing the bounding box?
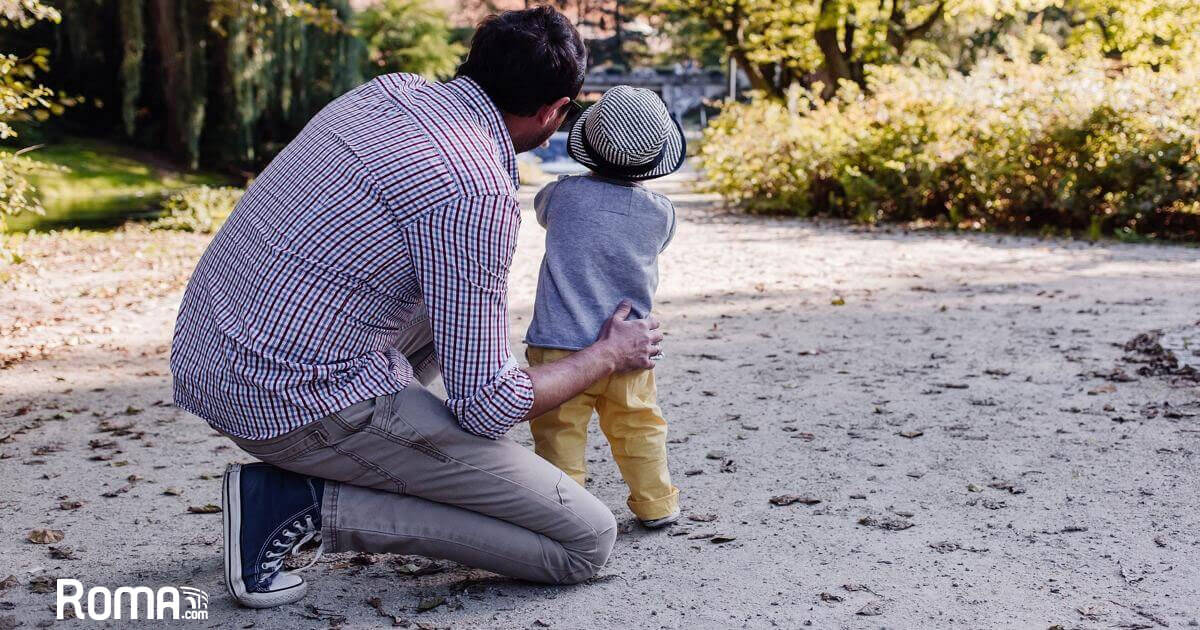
[525,174,676,351]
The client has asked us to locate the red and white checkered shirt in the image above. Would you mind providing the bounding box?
[170,74,535,440]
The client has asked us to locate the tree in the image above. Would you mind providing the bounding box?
[1,0,63,227]
[356,0,465,80]
[643,0,955,98]
[1065,0,1200,69]
[4,0,365,171]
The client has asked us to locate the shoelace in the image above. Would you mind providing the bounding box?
[260,515,323,578]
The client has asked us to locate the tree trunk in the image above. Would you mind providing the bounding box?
[814,0,852,98]
[118,0,145,138]
[150,0,184,158]
[709,3,783,99]
[887,0,944,56]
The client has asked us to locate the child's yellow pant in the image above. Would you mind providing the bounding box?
[526,346,679,521]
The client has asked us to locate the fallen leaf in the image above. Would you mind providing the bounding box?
[857,516,913,531]
[350,553,377,566]
[48,545,77,560]
[101,483,132,498]
[394,559,444,577]
[856,601,884,616]
[709,534,736,544]
[162,488,182,496]
[366,597,406,626]
[831,296,846,306]
[27,529,65,544]
[0,576,17,591]
[769,495,821,507]
[58,500,83,511]
[988,480,1026,495]
[186,504,221,514]
[898,430,924,439]
[929,540,960,553]
[687,513,717,522]
[819,592,844,602]
[416,596,446,612]
[28,575,55,594]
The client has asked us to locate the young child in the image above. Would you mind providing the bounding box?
[525,85,685,528]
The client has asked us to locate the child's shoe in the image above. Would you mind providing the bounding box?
[639,509,681,529]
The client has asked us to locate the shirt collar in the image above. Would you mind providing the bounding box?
[445,76,519,189]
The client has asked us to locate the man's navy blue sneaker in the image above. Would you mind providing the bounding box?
[223,463,324,608]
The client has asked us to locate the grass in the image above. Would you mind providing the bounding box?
[4,139,231,232]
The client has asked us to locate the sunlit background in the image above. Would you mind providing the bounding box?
[2,0,1196,241]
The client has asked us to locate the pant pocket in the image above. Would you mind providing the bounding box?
[368,389,451,463]
[236,430,324,465]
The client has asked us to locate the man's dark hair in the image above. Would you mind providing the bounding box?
[457,6,586,117]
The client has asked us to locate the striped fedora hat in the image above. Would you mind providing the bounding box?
[567,85,686,181]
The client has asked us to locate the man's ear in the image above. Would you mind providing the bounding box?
[536,97,571,126]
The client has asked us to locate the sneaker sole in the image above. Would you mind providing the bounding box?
[223,463,308,609]
[640,512,681,529]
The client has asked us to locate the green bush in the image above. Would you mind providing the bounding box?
[700,55,1200,240]
[148,186,243,233]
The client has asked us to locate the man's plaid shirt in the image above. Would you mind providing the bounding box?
[170,74,535,440]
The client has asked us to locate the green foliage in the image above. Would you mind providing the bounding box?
[4,139,227,232]
[9,0,364,171]
[0,0,59,28]
[1066,0,1200,69]
[149,185,244,233]
[0,149,46,221]
[700,53,1200,240]
[0,0,63,228]
[356,0,464,80]
[643,0,994,97]
[645,0,1200,98]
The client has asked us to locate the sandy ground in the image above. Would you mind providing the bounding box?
[1,170,1199,629]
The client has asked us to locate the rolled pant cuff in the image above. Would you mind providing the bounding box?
[626,485,679,521]
[320,480,342,552]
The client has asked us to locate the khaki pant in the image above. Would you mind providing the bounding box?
[526,346,679,521]
[222,315,616,584]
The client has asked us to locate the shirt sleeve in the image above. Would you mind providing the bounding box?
[532,177,562,228]
[660,199,677,253]
[403,195,535,439]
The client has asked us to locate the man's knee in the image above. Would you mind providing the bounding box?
[556,504,617,584]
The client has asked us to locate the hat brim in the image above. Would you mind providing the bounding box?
[566,105,686,181]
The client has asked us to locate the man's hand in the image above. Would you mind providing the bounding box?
[595,300,663,372]
[521,300,664,420]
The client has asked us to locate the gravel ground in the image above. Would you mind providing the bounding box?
[1,170,1199,629]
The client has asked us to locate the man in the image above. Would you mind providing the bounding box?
[170,7,662,609]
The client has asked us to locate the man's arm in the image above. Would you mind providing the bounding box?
[406,196,664,437]
[523,300,661,419]
[405,195,534,439]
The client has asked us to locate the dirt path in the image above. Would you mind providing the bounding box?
[2,171,1199,629]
